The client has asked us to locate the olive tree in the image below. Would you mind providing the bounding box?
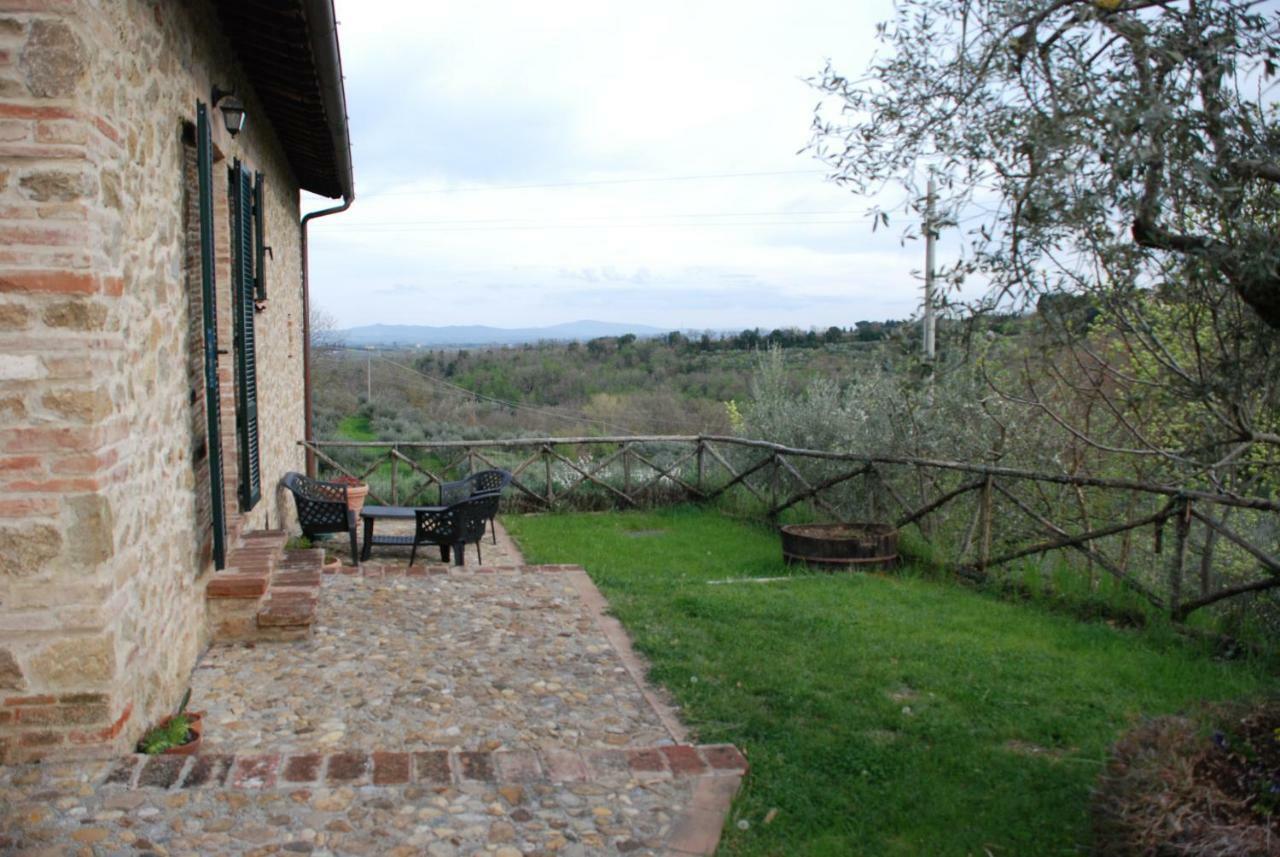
[810,0,1280,485]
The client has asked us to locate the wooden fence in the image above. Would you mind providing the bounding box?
[301,435,1280,621]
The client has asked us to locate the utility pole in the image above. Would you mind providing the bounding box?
[923,173,937,363]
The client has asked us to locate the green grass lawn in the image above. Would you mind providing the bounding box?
[336,414,376,441]
[504,506,1275,857]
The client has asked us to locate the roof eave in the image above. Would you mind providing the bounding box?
[301,0,354,203]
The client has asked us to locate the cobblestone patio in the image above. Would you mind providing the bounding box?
[194,569,672,755]
[0,523,746,856]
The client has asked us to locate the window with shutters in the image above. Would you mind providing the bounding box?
[253,171,267,302]
[192,103,227,570]
[229,159,262,512]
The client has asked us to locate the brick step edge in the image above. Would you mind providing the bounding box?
[100,743,747,791]
[206,570,271,599]
[255,592,319,628]
[241,529,289,544]
[208,537,306,600]
[254,548,324,630]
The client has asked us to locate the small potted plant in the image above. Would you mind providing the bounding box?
[138,689,203,756]
[287,534,342,571]
[332,474,369,515]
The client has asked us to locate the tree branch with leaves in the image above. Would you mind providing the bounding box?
[811,0,1280,327]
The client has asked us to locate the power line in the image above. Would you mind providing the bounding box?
[336,206,1009,234]
[333,219,871,234]
[364,169,827,198]
[335,208,866,228]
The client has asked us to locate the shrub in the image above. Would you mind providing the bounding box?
[1092,700,1280,856]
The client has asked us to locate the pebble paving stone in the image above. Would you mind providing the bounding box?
[0,522,745,855]
[193,523,671,755]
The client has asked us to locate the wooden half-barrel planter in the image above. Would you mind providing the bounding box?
[780,522,899,571]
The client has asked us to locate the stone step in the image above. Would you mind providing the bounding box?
[209,532,290,601]
[241,529,288,547]
[208,539,322,643]
[205,571,270,599]
[252,548,324,641]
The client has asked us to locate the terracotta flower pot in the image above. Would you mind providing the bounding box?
[344,482,369,515]
[166,711,204,755]
[141,710,204,756]
[333,476,369,515]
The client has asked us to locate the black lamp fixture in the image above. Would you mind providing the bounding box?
[211,85,246,137]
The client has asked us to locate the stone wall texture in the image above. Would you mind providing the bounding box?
[0,0,315,762]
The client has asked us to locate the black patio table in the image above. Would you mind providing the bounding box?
[360,504,454,563]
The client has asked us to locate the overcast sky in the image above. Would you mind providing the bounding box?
[304,1,939,331]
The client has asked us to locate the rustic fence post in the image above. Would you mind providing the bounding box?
[696,440,705,495]
[769,454,780,517]
[868,466,883,523]
[978,475,994,572]
[543,446,554,506]
[622,442,632,504]
[1119,492,1138,573]
[1168,497,1190,618]
[915,465,932,540]
[1199,517,1220,597]
[390,445,398,505]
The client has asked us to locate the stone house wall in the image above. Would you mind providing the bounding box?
[0,0,312,763]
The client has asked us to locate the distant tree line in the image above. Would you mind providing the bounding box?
[646,315,1027,354]
[652,321,910,353]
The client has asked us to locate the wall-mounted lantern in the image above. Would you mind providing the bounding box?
[211,86,246,137]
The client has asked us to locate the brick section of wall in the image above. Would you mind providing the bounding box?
[0,0,128,764]
[0,0,310,763]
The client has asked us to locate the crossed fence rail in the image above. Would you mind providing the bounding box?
[301,435,1280,622]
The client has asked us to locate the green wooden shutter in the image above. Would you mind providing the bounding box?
[230,160,262,511]
[253,171,267,301]
[197,103,227,570]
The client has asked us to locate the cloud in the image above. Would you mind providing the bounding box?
[350,78,590,188]
[308,0,924,329]
[370,283,427,296]
[558,266,656,285]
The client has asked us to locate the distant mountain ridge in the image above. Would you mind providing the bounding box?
[337,320,668,347]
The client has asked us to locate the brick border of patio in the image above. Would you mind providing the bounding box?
[564,567,691,744]
[101,743,746,790]
[101,743,748,855]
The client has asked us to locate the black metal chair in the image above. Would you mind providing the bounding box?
[438,469,512,543]
[409,496,491,567]
[438,478,470,507]
[281,471,359,565]
[472,491,501,541]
